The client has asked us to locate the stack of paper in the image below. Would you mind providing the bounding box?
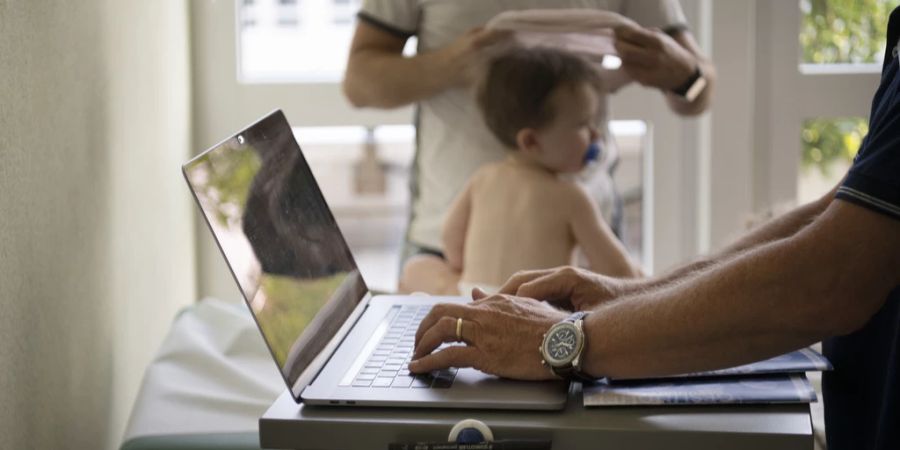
[583,348,831,406]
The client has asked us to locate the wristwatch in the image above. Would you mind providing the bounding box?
[671,65,707,102]
[540,311,593,381]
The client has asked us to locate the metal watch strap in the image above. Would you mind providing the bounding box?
[565,311,588,324]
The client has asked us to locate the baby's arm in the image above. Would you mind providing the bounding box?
[568,184,642,277]
[441,177,476,271]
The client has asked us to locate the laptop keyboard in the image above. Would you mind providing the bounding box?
[351,305,458,389]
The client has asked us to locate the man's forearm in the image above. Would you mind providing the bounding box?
[581,200,896,379]
[584,233,833,378]
[343,48,465,109]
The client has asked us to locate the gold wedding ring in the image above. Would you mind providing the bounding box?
[456,317,463,342]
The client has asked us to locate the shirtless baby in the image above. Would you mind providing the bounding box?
[400,46,642,295]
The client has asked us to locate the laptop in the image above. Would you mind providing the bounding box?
[183,110,568,410]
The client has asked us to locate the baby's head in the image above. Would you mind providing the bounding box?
[476,46,605,173]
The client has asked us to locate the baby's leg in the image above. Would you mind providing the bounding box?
[398,254,462,295]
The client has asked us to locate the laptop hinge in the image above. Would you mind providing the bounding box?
[291,291,372,397]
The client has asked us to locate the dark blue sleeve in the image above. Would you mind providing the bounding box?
[835,38,900,221]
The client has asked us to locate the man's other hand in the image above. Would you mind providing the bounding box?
[614,24,696,91]
[499,266,629,311]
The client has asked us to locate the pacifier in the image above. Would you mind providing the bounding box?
[583,142,602,164]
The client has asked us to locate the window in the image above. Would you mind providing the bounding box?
[798,117,865,203]
[795,1,890,203]
[609,121,648,264]
[799,0,898,68]
[238,0,362,82]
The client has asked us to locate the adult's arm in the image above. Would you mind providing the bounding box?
[582,198,900,378]
[614,25,716,116]
[342,21,508,108]
[410,198,900,379]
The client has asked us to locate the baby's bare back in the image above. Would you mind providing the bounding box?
[462,159,579,287]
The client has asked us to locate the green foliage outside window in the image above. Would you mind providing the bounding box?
[801,118,867,176]
[800,0,898,64]
[799,1,896,174]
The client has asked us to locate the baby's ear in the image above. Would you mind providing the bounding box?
[515,128,540,155]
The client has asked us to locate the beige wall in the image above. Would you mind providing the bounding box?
[0,1,194,449]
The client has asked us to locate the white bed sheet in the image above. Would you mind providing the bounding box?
[123,298,284,443]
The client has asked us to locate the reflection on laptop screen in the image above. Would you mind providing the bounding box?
[183,111,367,388]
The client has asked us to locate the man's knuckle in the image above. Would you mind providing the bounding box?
[438,316,454,330]
[560,266,578,278]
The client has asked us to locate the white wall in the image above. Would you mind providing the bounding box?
[0,1,194,449]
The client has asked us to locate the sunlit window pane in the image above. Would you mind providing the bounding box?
[609,121,647,264]
[798,117,866,203]
[799,0,898,65]
[238,0,362,82]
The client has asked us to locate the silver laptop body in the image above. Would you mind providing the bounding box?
[183,110,568,410]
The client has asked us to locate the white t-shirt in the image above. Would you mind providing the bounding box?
[359,0,688,251]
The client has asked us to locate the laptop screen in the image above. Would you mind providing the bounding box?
[183,110,368,392]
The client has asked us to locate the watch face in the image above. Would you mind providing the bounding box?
[543,323,580,365]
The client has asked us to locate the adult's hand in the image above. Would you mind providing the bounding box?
[409,293,567,380]
[613,23,696,91]
[499,266,630,311]
[344,22,510,108]
[442,26,513,87]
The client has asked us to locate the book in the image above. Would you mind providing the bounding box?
[646,348,832,380]
[606,348,831,383]
[583,373,816,407]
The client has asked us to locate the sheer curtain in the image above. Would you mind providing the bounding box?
[0,1,195,449]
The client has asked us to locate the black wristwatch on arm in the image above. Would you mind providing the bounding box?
[540,311,594,381]
[671,65,707,102]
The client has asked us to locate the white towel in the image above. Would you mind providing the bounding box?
[486,9,637,92]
